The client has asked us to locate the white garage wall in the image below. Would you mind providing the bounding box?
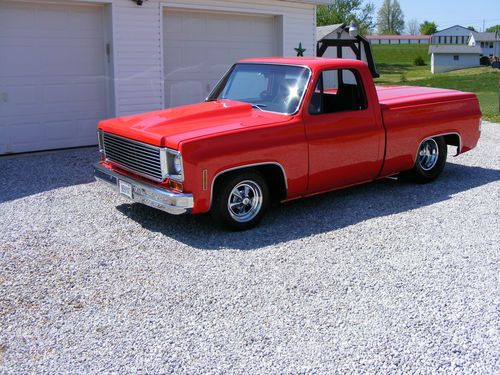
[431,53,480,73]
[1,0,316,154]
[111,0,316,116]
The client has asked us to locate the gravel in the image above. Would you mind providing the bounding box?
[1,123,499,374]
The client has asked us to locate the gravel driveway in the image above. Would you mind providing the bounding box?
[1,123,499,373]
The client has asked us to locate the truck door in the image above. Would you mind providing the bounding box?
[303,68,385,193]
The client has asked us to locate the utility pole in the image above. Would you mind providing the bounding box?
[483,19,485,32]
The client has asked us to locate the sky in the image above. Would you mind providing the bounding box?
[370,0,500,32]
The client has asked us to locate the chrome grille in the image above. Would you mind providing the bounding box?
[103,132,163,181]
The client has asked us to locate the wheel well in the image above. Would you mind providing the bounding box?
[211,164,287,207]
[442,133,461,155]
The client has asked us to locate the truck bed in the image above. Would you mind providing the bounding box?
[375,85,481,177]
[376,85,477,108]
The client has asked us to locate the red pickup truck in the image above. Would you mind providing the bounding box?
[94,57,481,230]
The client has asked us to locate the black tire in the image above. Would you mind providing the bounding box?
[400,136,447,184]
[211,171,270,231]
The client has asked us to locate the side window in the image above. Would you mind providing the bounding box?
[309,69,367,115]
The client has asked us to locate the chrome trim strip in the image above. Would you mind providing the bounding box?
[417,132,462,159]
[105,159,164,182]
[209,162,288,209]
[103,132,160,151]
[94,163,193,215]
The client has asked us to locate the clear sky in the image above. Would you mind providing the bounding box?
[371,0,500,32]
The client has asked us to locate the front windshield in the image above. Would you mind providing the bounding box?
[209,63,310,114]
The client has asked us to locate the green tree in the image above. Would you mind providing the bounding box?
[377,0,405,35]
[486,25,500,33]
[467,26,476,31]
[317,0,375,36]
[419,20,438,35]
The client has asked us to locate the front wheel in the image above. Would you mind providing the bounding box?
[401,136,447,183]
[211,171,270,231]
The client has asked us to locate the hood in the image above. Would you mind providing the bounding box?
[98,100,292,149]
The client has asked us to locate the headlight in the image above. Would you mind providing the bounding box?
[163,149,183,181]
[173,154,182,174]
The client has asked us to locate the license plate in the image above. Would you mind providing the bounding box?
[119,180,133,199]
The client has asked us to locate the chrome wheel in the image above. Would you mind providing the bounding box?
[418,139,439,171]
[227,180,263,223]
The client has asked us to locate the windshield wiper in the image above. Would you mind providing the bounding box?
[251,104,268,111]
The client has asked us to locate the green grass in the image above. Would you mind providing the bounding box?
[371,44,500,122]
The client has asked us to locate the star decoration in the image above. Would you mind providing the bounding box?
[294,42,306,57]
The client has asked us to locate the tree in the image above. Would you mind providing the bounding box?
[486,25,500,33]
[419,20,438,35]
[467,26,476,31]
[407,18,419,35]
[377,0,405,35]
[317,0,375,36]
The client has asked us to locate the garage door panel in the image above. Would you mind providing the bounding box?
[43,83,107,104]
[163,9,278,108]
[43,120,77,142]
[0,1,108,154]
[0,46,105,78]
[78,119,102,137]
[1,86,38,106]
[0,3,35,29]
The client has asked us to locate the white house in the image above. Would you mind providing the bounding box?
[468,32,500,56]
[366,35,430,45]
[0,0,331,155]
[429,45,481,73]
[431,25,471,44]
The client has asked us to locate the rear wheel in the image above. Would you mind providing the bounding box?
[401,136,447,183]
[211,171,269,231]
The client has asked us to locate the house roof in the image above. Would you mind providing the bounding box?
[428,45,482,55]
[432,25,471,35]
[283,0,335,4]
[470,32,499,42]
[317,24,345,40]
[366,35,431,40]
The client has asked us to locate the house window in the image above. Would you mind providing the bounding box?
[489,43,494,48]
[309,69,367,115]
[454,55,460,61]
[480,42,485,48]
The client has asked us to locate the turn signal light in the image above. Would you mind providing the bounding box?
[169,180,183,192]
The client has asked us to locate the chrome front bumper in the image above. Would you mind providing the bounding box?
[93,163,194,215]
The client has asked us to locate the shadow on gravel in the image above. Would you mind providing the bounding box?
[116,162,500,251]
[0,147,98,203]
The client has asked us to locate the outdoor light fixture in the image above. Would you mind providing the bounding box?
[349,21,358,38]
[131,0,146,5]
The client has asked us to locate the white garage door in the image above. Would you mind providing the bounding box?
[0,1,109,154]
[163,9,279,108]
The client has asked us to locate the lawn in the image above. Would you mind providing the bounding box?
[371,44,500,122]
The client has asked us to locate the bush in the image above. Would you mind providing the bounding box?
[413,55,426,66]
[480,56,491,66]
